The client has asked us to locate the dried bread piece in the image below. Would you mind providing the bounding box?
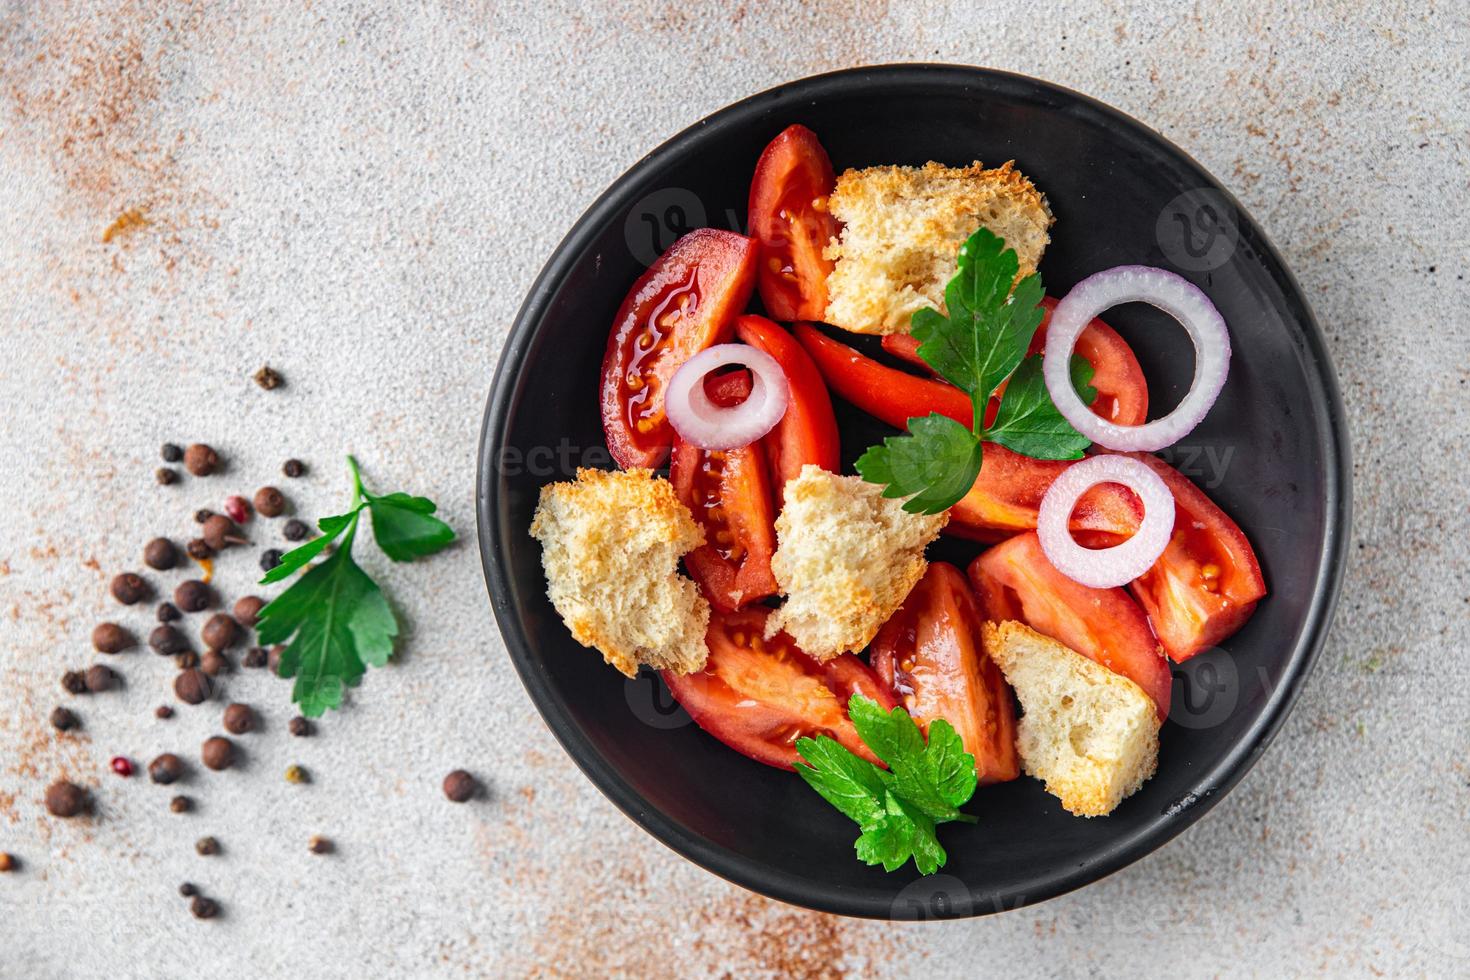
[531,468,709,678]
[823,161,1054,335]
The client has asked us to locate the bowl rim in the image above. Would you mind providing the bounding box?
[476,63,1352,919]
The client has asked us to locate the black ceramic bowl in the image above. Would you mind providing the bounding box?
[478,65,1350,919]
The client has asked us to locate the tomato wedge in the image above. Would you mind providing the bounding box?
[869,563,1019,784]
[1123,452,1267,662]
[662,607,898,770]
[795,324,1141,542]
[969,532,1172,720]
[735,315,840,494]
[748,125,841,321]
[670,438,778,612]
[794,322,973,429]
[600,229,758,469]
[879,297,1149,426]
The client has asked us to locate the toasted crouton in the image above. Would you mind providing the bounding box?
[530,468,709,678]
[766,466,947,660]
[982,621,1159,817]
[822,161,1054,335]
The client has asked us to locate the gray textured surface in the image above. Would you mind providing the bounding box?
[1,2,1467,977]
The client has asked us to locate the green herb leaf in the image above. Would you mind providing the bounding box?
[365,492,456,561]
[254,458,452,716]
[794,696,979,876]
[854,414,984,515]
[984,354,1093,461]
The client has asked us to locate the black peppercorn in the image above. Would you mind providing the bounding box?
[161,443,183,462]
[148,753,186,785]
[174,669,212,705]
[308,835,333,855]
[149,624,189,655]
[156,705,175,720]
[184,444,219,477]
[288,716,313,737]
[109,572,149,605]
[282,458,305,478]
[50,706,79,731]
[91,622,132,654]
[190,895,219,919]
[174,580,213,613]
[61,670,87,695]
[170,795,192,813]
[201,736,234,771]
[442,770,477,803]
[84,664,116,693]
[253,366,283,390]
[186,538,213,561]
[201,613,238,651]
[222,703,255,735]
[194,508,213,525]
[156,602,181,623]
[143,538,178,571]
[259,548,283,572]
[179,881,197,897]
[283,518,310,542]
[195,836,220,856]
[156,467,178,486]
[44,780,87,818]
[242,646,267,669]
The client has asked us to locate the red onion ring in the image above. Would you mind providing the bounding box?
[665,344,789,451]
[1044,266,1230,452]
[1037,454,1175,589]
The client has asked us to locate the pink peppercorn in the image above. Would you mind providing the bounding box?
[223,495,250,524]
[111,756,134,777]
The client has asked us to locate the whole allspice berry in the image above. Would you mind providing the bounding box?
[0,852,16,872]
[174,669,212,705]
[149,624,189,656]
[84,664,117,693]
[60,670,87,695]
[200,650,230,677]
[201,613,238,651]
[156,467,178,486]
[44,780,88,818]
[50,706,79,731]
[92,622,132,654]
[253,486,286,518]
[170,795,192,813]
[222,703,255,735]
[195,836,220,856]
[288,716,313,738]
[201,514,246,551]
[232,596,265,629]
[155,705,175,719]
[109,573,149,605]
[156,602,181,623]
[174,580,214,613]
[143,538,179,571]
[242,647,267,669]
[442,770,478,803]
[148,753,186,785]
[267,645,284,674]
[200,736,234,771]
[184,443,219,477]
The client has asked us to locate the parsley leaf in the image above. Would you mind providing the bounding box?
[856,227,1094,514]
[254,457,455,717]
[985,354,1095,460]
[795,695,978,876]
[854,414,984,515]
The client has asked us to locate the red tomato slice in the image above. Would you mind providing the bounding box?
[869,563,1019,785]
[734,315,840,495]
[702,367,753,406]
[670,439,778,612]
[969,532,1172,720]
[1123,453,1267,662]
[599,229,758,469]
[748,125,840,321]
[794,322,974,429]
[879,296,1149,426]
[662,607,898,770]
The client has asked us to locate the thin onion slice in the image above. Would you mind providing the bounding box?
[1044,266,1230,452]
[1037,455,1175,589]
[665,344,789,451]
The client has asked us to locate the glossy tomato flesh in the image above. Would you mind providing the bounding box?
[870,563,1020,784]
[969,531,1172,719]
[662,607,898,770]
[670,438,778,612]
[1123,452,1267,662]
[599,229,758,469]
[748,125,840,321]
[735,315,840,495]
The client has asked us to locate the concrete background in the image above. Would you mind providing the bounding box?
[1,1,1466,977]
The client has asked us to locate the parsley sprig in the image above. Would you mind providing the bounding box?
[855,228,1096,513]
[255,456,455,717]
[796,696,978,875]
